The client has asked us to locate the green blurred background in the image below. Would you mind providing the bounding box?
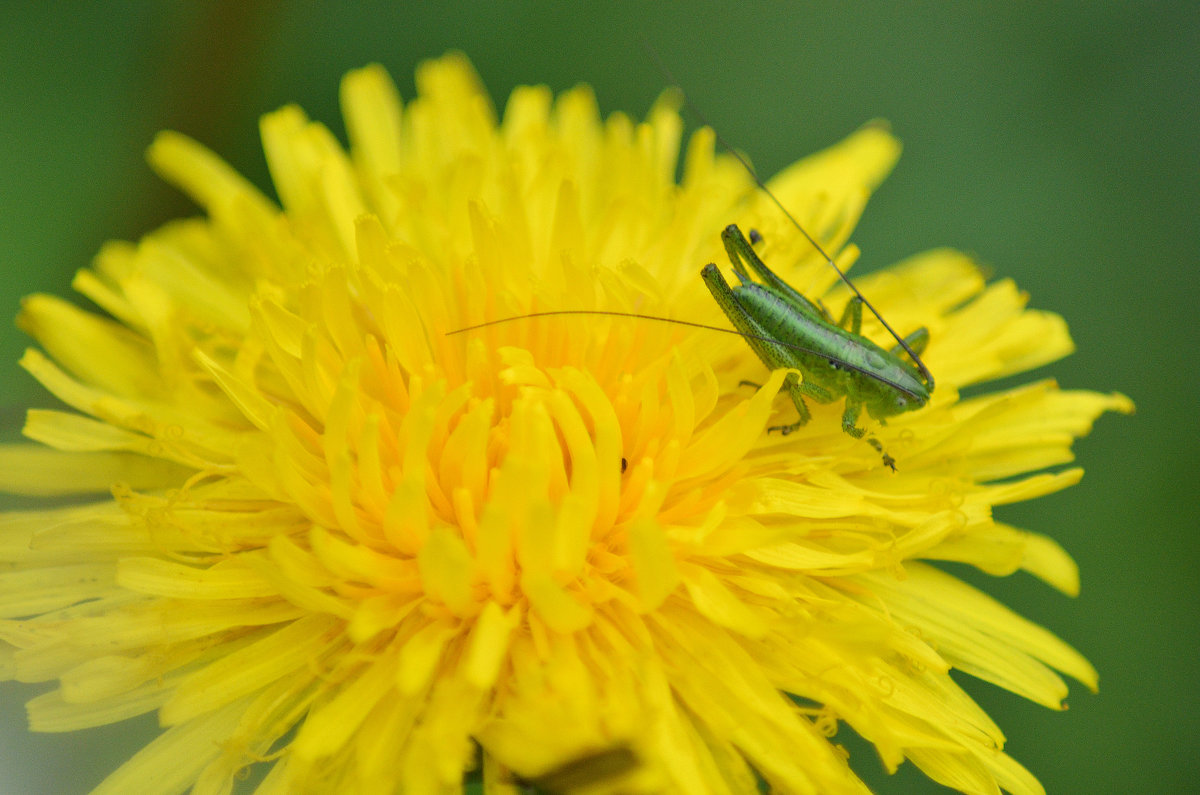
[0,3,1193,792]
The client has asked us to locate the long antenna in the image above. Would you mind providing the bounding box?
[642,45,933,387]
[446,310,921,397]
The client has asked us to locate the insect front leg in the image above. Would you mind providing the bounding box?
[840,397,896,470]
[840,396,866,439]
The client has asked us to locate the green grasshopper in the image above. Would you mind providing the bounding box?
[701,223,932,469]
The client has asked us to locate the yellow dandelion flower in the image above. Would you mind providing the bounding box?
[1,53,1131,794]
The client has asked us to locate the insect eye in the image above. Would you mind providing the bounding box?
[895,396,908,409]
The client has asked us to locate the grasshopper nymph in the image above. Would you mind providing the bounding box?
[702,224,933,469]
